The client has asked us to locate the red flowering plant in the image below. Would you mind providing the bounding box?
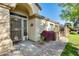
[41,30,56,42]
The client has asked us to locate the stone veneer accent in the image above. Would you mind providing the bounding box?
[0,6,14,55]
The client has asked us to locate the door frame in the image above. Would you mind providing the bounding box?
[10,14,28,41]
[21,18,28,41]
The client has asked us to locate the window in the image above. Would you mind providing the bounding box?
[49,24,54,31]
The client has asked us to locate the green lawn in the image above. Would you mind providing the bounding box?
[61,34,79,56]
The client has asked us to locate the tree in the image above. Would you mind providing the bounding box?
[59,3,79,32]
[59,3,79,22]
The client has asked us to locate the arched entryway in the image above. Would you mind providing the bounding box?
[10,3,33,43]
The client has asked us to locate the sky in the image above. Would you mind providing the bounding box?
[39,3,66,25]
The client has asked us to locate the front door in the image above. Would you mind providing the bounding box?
[10,15,27,42]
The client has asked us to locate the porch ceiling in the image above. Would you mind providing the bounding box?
[10,3,33,16]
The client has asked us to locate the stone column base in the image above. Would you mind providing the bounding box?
[0,4,14,55]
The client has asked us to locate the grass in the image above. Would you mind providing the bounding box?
[61,34,79,56]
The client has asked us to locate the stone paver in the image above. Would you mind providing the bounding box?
[3,36,68,56]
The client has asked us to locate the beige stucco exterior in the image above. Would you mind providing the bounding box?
[28,15,60,42]
[0,3,60,55]
[9,3,41,42]
[0,3,41,55]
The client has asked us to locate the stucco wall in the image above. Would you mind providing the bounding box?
[35,18,60,41]
[28,18,37,41]
[47,21,55,31]
[35,18,42,41]
[32,4,40,14]
[39,19,56,31]
[34,18,57,42]
[28,17,60,42]
[28,18,42,42]
[0,6,13,55]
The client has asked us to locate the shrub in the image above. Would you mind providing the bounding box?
[41,30,56,41]
[70,31,77,34]
[39,33,45,44]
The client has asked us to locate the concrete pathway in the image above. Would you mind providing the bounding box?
[4,36,68,56]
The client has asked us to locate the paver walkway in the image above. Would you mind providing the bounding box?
[3,36,68,56]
